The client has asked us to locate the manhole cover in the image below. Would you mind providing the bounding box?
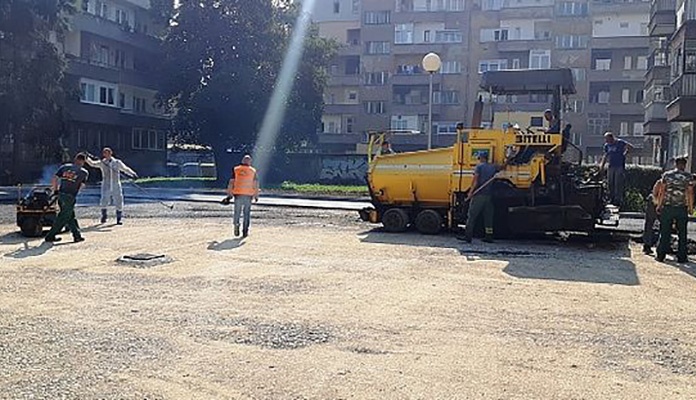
[117,253,172,268]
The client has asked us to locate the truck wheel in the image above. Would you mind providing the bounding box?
[382,208,409,233]
[20,218,42,237]
[414,209,443,235]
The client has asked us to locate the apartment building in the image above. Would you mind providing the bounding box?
[644,0,696,171]
[314,0,654,164]
[59,0,169,176]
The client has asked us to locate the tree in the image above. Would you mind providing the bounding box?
[155,0,336,182]
[0,0,75,184]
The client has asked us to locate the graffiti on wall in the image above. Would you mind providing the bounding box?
[319,157,367,183]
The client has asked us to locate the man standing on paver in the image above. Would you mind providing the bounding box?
[459,152,498,244]
[86,147,138,225]
[600,132,634,208]
[643,178,664,255]
[225,155,259,238]
[44,153,89,243]
[656,157,694,263]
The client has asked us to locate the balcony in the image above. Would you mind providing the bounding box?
[328,75,361,86]
[338,43,362,57]
[588,68,647,82]
[496,38,552,53]
[499,6,553,19]
[649,0,676,37]
[324,103,362,114]
[591,0,649,14]
[586,102,644,116]
[66,56,159,90]
[393,42,449,55]
[644,101,668,121]
[391,72,442,85]
[667,74,696,121]
[645,64,670,86]
[68,101,171,128]
[591,36,649,50]
[72,12,159,52]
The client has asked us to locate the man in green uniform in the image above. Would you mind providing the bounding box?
[44,153,89,243]
[459,152,498,244]
[656,157,694,263]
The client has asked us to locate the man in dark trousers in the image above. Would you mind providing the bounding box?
[656,157,694,263]
[642,178,664,255]
[224,155,259,238]
[45,153,89,243]
[459,152,498,244]
[600,131,634,208]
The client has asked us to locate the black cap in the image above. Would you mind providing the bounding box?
[675,156,688,164]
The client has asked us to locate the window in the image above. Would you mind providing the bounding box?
[364,11,390,25]
[433,91,460,105]
[620,22,629,29]
[134,97,147,113]
[347,91,358,101]
[512,58,521,69]
[346,117,354,133]
[116,9,128,25]
[633,122,644,136]
[333,0,340,13]
[571,68,586,82]
[588,113,610,135]
[529,94,549,103]
[391,117,409,130]
[478,59,508,73]
[98,87,115,105]
[481,0,503,10]
[98,1,108,18]
[598,91,610,104]
[366,41,390,54]
[555,35,588,49]
[557,2,588,16]
[595,58,611,70]
[442,0,465,11]
[365,71,388,85]
[119,93,125,108]
[622,88,630,104]
[365,101,385,114]
[494,29,509,42]
[352,0,359,14]
[530,117,544,127]
[637,56,648,70]
[132,128,165,151]
[569,99,584,113]
[635,90,644,104]
[423,30,431,43]
[435,30,463,43]
[620,122,629,135]
[115,49,126,69]
[685,50,696,73]
[440,61,461,74]
[624,56,632,70]
[80,82,96,103]
[529,50,551,69]
[395,24,414,44]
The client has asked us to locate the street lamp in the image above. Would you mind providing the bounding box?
[422,52,441,150]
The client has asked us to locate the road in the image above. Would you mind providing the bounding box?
[1,202,696,398]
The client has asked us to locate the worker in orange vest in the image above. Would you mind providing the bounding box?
[225,154,259,237]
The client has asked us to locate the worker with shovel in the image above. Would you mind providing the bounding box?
[86,147,138,225]
[44,153,89,243]
[459,151,499,244]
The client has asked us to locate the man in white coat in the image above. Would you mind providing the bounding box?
[86,147,138,225]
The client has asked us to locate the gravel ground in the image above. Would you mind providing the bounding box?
[1,202,696,399]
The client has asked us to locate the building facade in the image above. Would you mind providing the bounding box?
[645,0,696,171]
[314,0,655,164]
[59,0,169,176]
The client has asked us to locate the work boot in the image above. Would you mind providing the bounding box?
[234,225,240,237]
[74,236,85,243]
[483,235,495,244]
[101,208,107,224]
[242,230,249,238]
[456,235,472,243]
[643,245,653,255]
[116,211,123,225]
[45,236,62,243]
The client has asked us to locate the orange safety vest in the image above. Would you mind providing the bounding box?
[229,165,257,196]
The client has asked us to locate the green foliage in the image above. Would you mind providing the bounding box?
[279,181,368,196]
[153,0,337,180]
[580,164,663,211]
[0,0,75,183]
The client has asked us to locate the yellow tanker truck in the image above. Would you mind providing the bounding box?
[358,69,618,236]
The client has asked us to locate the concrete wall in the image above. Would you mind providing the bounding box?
[265,154,369,185]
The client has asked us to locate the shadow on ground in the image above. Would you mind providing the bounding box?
[207,238,245,251]
[359,228,640,286]
[3,241,54,259]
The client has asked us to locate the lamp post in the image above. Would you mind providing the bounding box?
[422,52,441,150]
